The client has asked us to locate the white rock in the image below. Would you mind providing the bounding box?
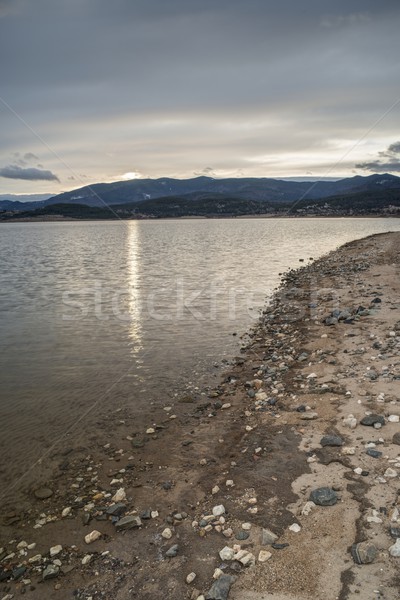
[221,403,231,410]
[28,554,42,563]
[388,415,400,423]
[354,467,363,475]
[151,510,159,519]
[226,480,234,487]
[343,415,357,429]
[289,523,301,533]
[258,550,272,562]
[241,522,252,530]
[112,487,126,502]
[307,373,317,379]
[161,528,173,539]
[49,545,62,557]
[234,549,255,566]
[212,505,226,517]
[219,546,235,561]
[301,501,316,516]
[213,568,223,579]
[16,541,28,550]
[384,468,398,478]
[212,486,220,495]
[85,530,102,544]
[61,507,72,518]
[186,572,197,584]
[81,554,92,565]
[342,447,356,455]
[389,539,400,557]
[223,528,233,538]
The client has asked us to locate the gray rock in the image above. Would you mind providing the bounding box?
[106,503,127,517]
[34,488,53,500]
[115,515,142,531]
[261,528,278,545]
[366,448,382,458]
[351,541,377,564]
[320,435,343,447]
[392,432,400,446]
[325,317,338,326]
[360,414,385,426]
[309,487,338,506]
[298,353,309,362]
[42,565,60,581]
[165,544,179,558]
[206,574,236,600]
[235,531,249,541]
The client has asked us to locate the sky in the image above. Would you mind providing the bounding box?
[1,0,400,195]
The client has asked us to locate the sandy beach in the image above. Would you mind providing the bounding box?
[1,230,400,600]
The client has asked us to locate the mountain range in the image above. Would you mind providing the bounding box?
[1,173,400,217]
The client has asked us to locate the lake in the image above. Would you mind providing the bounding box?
[1,217,400,496]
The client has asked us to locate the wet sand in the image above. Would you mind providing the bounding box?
[1,231,399,600]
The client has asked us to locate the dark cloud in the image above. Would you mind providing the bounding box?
[356,141,400,172]
[0,164,59,181]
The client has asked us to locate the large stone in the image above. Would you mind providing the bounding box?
[320,435,343,447]
[115,516,142,531]
[309,487,338,506]
[42,565,60,581]
[206,574,236,600]
[165,544,179,558]
[261,528,278,545]
[393,432,400,446]
[360,414,385,427]
[106,503,127,517]
[34,488,53,500]
[351,542,377,564]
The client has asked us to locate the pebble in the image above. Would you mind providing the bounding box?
[261,528,278,545]
[360,414,385,427]
[34,488,53,500]
[289,523,301,533]
[61,507,72,518]
[241,522,251,530]
[301,501,316,516]
[389,539,400,557]
[162,527,173,539]
[388,415,400,423]
[85,530,101,544]
[49,545,62,557]
[111,488,126,502]
[219,546,235,561]
[213,568,223,579]
[81,554,92,565]
[165,544,179,558]
[186,572,197,584]
[393,432,400,446]
[115,516,142,531]
[320,435,343,447]
[212,505,226,517]
[384,468,398,478]
[42,565,60,580]
[206,574,236,600]
[351,541,377,564]
[258,550,272,562]
[309,487,338,506]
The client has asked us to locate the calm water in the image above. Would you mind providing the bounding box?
[1,217,400,492]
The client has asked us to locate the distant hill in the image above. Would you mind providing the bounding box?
[1,173,400,213]
[2,185,400,220]
[291,188,400,215]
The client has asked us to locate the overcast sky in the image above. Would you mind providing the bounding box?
[1,0,400,194]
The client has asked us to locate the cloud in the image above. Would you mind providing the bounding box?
[0,164,60,181]
[356,140,400,173]
[24,152,39,161]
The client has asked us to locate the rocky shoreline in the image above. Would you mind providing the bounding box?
[1,231,400,600]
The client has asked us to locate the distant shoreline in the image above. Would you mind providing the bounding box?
[1,214,399,223]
